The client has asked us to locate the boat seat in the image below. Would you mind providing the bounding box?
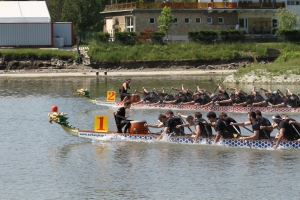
[114,113,124,133]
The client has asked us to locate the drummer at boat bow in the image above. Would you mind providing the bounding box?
[177,112,212,143]
[114,100,132,133]
[120,78,132,102]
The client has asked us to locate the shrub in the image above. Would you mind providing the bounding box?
[277,29,300,42]
[150,32,165,44]
[188,30,218,43]
[97,32,110,43]
[115,32,137,45]
[220,30,246,42]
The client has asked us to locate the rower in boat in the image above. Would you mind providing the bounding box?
[201,84,230,107]
[114,100,132,133]
[205,111,237,145]
[177,112,212,143]
[146,111,184,141]
[132,87,160,105]
[230,111,262,140]
[278,88,300,108]
[120,78,132,102]
[249,86,267,107]
[272,114,300,149]
[219,112,241,136]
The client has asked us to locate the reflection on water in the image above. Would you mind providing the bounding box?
[1,77,300,199]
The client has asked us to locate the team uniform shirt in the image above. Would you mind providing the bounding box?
[214,118,234,138]
[256,117,271,139]
[194,94,211,105]
[224,117,240,135]
[115,107,126,124]
[286,94,300,108]
[194,118,212,137]
[278,120,298,140]
[250,118,264,139]
[212,92,230,106]
[164,117,184,136]
[266,96,283,106]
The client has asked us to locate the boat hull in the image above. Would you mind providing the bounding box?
[77,130,300,149]
[96,100,300,113]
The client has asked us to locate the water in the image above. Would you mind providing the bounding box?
[1,76,300,199]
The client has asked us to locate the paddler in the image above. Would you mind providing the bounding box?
[177,112,212,143]
[114,100,132,133]
[272,114,300,149]
[205,111,236,144]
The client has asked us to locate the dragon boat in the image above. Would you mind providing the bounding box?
[76,89,300,113]
[48,106,300,150]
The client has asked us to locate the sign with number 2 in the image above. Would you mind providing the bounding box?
[106,91,116,102]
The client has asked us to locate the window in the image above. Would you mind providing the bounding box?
[218,17,224,24]
[126,17,134,32]
[150,18,155,24]
[174,18,178,24]
[185,18,190,24]
[207,17,212,24]
[196,18,201,24]
[287,1,295,4]
[296,1,300,5]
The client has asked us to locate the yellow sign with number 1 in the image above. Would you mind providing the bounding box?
[106,91,116,102]
[94,116,109,132]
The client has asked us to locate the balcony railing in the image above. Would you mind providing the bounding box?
[104,1,285,11]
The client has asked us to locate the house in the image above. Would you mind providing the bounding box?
[101,1,285,41]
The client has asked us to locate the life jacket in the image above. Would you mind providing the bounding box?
[195,118,212,137]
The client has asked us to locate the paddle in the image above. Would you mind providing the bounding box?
[232,125,251,148]
[178,115,193,133]
[291,124,300,137]
[243,125,272,144]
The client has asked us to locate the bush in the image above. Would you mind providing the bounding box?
[97,32,110,43]
[277,29,300,42]
[150,32,165,44]
[188,30,218,43]
[115,32,137,45]
[220,30,246,42]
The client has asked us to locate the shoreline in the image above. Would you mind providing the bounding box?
[0,69,236,78]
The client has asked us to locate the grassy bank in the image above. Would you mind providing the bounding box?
[234,43,300,77]
[0,49,76,61]
[88,42,269,62]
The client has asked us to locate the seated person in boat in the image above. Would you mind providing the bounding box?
[272,114,300,149]
[205,111,236,144]
[230,111,264,140]
[250,86,267,107]
[114,100,132,133]
[163,85,193,104]
[177,112,212,143]
[219,112,241,135]
[266,91,285,108]
[255,110,272,139]
[201,90,230,107]
[133,87,160,105]
[120,78,132,102]
[278,88,300,108]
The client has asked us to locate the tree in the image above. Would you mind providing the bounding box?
[275,8,299,31]
[49,0,108,32]
[158,6,174,40]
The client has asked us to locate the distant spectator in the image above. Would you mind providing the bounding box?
[235,23,239,30]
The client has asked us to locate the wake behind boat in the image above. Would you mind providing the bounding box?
[48,106,300,150]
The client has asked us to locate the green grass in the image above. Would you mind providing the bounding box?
[0,48,76,61]
[88,42,269,62]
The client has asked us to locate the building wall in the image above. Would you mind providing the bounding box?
[0,23,52,47]
[135,9,238,35]
[53,22,73,46]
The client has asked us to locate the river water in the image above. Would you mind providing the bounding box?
[1,76,300,199]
